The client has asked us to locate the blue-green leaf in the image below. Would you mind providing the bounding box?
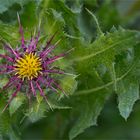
[117,79,139,120]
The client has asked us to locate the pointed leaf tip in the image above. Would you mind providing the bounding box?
[117,80,139,120]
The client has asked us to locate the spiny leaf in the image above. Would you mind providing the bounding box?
[27,101,46,123]
[0,24,19,43]
[9,93,25,116]
[76,64,134,96]
[69,28,140,139]
[60,75,77,97]
[69,69,111,140]
[73,29,139,64]
[114,46,140,120]
[117,79,139,120]
[69,91,110,140]
[73,28,140,89]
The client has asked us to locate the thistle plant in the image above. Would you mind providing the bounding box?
[0,14,71,112]
[1,1,140,139]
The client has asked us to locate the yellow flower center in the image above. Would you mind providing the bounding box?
[14,53,42,80]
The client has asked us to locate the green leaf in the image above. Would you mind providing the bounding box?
[26,95,47,123]
[0,24,19,43]
[69,91,110,140]
[0,0,28,14]
[69,27,140,139]
[20,1,39,28]
[68,69,111,140]
[60,75,77,97]
[0,97,10,135]
[73,28,140,89]
[73,29,139,64]
[9,93,25,116]
[27,102,46,123]
[115,43,140,120]
[117,79,139,120]
[0,112,10,135]
[0,78,8,89]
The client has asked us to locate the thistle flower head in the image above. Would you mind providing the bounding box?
[14,53,42,80]
[0,14,71,112]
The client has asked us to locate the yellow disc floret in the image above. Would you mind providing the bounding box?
[14,53,42,80]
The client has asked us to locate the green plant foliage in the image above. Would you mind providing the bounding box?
[27,101,47,123]
[69,70,111,140]
[0,0,28,14]
[117,79,139,120]
[0,0,140,140]
[9,94,25,116]
[0,98,10,135]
